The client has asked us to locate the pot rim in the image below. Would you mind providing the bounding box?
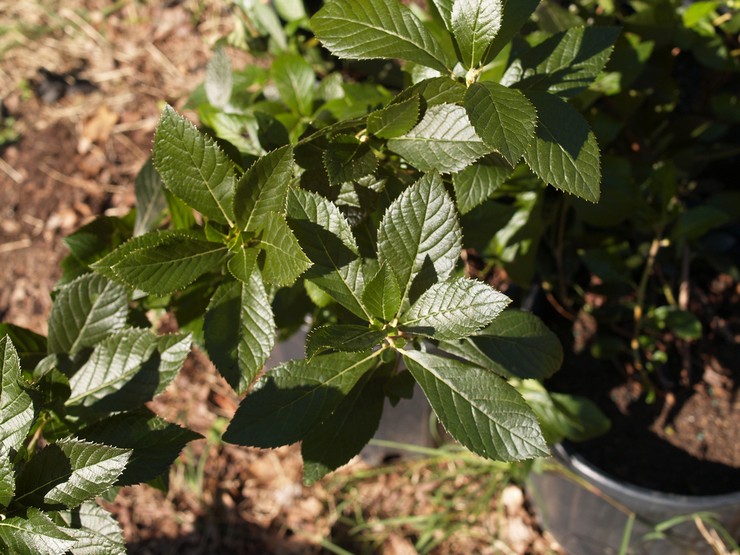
[555,442,740,510]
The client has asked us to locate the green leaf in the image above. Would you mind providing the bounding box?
[388,103,490,173]
[302,369,385,484]
[367,96,420,139]
[66,329,159,408]
[223,350,378,447]
[400,278,510,340]
[311,0,452,74]
[306,325,385,359]
[286,188,369,319]
[484,0,541,61]
[508,26,621,98]
[205,46,232,109]
[153,105,236,225]
[401,350,548,461]
[452,154,513,214]
[452,0,502,68]
[259,213,312,287]
[14,440,130,509]
[133,158,167,236]
[362,264,402,322]
[523,92,601,203]
[323,135,378,185]
[393,77,466,107]
[234,145,294,232]
[204,274,275,393]
[78,409,201,487]
[0,455,14,507]
[92,230,228,295]
[271,53,315,116]
[227,246,259,283]
[430,0,453,30]
[670,205,732,241]
[64,216,133,269]
[0,508,76,555]
[56,502,126,555]
[438,310,563,380]
[47,274,129,355]
[465,81,537,166]
[0,323,47,371]
[377,173,462,311]
[653,306,703,341]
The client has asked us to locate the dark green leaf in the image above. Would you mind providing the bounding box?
[452,154,513,214]
[484,0,541,62]
[465,81,537,166]
[312,0,452,74]
[388,103,490,173]
[14,440,130,509]
[0,456,13,507]
[670,205,732,241]
[523,92,601,203]
[78,409,200,486]
[323,135,378,185]
[64,216,133,268]
[452,0,502,68]
[259,213,312,287]
[205,46,232,109]
[377,173,462,311]
[362,264,402,322]
[272,53,315,116]
[402,350,548,461]
[306,324,385,358]
[223,350,378,447]
[153,105,236,225]
[653,307,703,341]
[0,323,47,371]
[400,278,510,340]
[134,158,167,236]
[430,0,453,29]
[393,77,466,107]
[438,310,563,380]
[47,274,129,355]
[367,96,420,139]
[234,145,294,232]
[92,230,228,295]
[302,369,385,484]
[56,502,126,555]
[0,508,75,555]
[204,274,275,393]
[227,246,259,284]
[286,188,369,319]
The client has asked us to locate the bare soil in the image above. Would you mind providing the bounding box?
[0,1,562,553]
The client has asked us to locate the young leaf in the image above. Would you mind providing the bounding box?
[323,135,378,185]
[400,278,510,340]
[78,409,201,487]
[401,350,548,461]
[452,0,502,69]
[367,96,420,139]
[133,158,167,236]
[387,103,490,173]
[305,324,385,358]
[484,0,541,61]
[13,440,130,509]
[227,245,260,284]
[0,508,76,555]
[56,502,126,555]
[0,456,13,507]
[311,0,452,74]
[438,310,563,380]
[271,53,315,116]
[452,154,513,214]
[377,173,462,311]
[234,145,294,232]
[47,274,129,355]
[66,329,159,408]
[523,92,601,203]
[259,213,312,287]
[286,188,369,319]
[0,337,34,452]
[362,264,402,322]
[223,350,378,447]
[92,230,228,295]
[509,26,621,98]
[153,105,236,226]
[302,369,385,484]
[464,81,537,166]
[205,46,233,109]
[204,274,275,393]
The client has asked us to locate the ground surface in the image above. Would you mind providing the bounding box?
[0,1,562,553]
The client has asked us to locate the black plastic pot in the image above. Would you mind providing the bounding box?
[528,443,740,554]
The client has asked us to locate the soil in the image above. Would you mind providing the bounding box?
[0,1,562,553]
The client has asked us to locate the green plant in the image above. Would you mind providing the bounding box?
[1,0,624,550]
